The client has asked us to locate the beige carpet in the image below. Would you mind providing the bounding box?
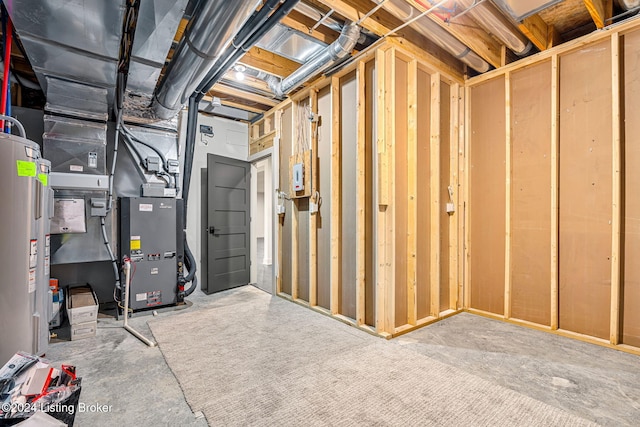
[148,286,597,427]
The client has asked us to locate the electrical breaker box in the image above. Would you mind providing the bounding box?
[119,197,178,310]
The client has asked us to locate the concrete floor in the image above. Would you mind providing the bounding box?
[44,288,639,426]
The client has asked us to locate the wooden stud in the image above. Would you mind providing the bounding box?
[430,73,441,318]
[550,54,560,330]
[610,33,621,345]
[518,14,557,51]
[240,46,301,78]
[385,48,396,333]
[463,84,471,310]
[310,91,319,307]
[330,76,341,315]
[504,73,512,320]
[291,103,299,301]
[375,48,388,334]
[450,83,460,310]
[407,59,418,326]
[356,61,367,326]
[276,109,284,295]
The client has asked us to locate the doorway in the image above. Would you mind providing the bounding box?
[251,157,274,294]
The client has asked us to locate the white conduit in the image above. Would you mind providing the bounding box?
[123,259,156,347]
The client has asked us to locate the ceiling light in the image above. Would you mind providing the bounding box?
[234,64,246,81]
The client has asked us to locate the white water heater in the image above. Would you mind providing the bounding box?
[0,131,48,364]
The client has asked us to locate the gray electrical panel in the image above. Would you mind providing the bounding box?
[119,197,178,310]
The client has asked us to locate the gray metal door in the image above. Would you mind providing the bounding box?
[205,154,251,293]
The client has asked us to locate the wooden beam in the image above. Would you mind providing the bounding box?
[281,10,339,45]
[385,47,396,333]
[550,54,559,330]
[504,72,512,319]
[240,46,301,78]
[375,47,389,334]
[518,14,560,51]
[450,83,460,310]
[291,105,300,301]
[584,0,613,29]
[315,0,465,78]
[309,91,319,307]
[205,95,268,114]
[407,59,418,326]
[429,73,441,318]
[276,109,284,295]
[212,84,278,107]
[357,61,367,326]
[610,33,621,345]
[463,84,471,310]
[404,0,503,69]
[330,76,341,315]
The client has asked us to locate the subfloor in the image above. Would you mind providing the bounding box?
[44,287,639,426]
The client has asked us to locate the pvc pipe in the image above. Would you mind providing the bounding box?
[0,18,11,130]
[123,259,156,347]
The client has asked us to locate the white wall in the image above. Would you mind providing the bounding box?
[256,191,265,238]
[178,110,249,283]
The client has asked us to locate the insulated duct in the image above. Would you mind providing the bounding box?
[376,0,491,72]
[266,23,361,98]
[153,0,262,119]
[617,0,640,9]
[455,0,533,56]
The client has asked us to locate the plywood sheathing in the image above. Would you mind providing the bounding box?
[558,40,612,341]
[469,77,506,315]
[510,61,552,326]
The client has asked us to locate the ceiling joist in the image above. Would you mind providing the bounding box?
[583,0,613,29]
[240,46,301,78]
[281,10,339,45]
[518,14,561,50]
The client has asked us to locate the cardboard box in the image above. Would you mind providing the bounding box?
[69,321,97,341]
[66,286,98,325]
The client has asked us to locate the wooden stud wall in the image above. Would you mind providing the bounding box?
[267,39,462,339]
[465,19,640,355]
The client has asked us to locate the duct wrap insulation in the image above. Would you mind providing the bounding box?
[378,0,491,72]
[153,0,262,119]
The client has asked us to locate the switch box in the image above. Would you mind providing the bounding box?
[293,163,304,192]
[90,198,107,217]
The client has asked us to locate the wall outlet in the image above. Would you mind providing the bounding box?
[446,202,455,214]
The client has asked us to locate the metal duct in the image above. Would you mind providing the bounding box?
[126,0,190,94]
[617,0,640,9]
[153,0,262,119]
[377,0,491,73]
[456,0,533,56]
[267,23,361,98]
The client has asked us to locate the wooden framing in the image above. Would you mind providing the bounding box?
[464,20,640,355]
[262,17,640,354]
[330,76,341,316]
[309,90,319,308]
[356,62,367,326]
[429,73,441,319]
[610,33,621,345]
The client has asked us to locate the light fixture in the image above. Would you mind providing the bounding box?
[234,64,246,81]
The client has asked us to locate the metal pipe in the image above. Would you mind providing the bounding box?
[454,0,532,56]
[294,2,343,32]
[1,16,12,130]
[123,259,156,347]
[269,22,361,98]
[377,0,490,72]
[153,0,262,119]
[195,0,301,102]
[311,8,335,32]
[0,114,25,138]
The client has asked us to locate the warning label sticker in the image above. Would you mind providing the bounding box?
[45,235,50,257]
[45,256,50,275]
[29,240,38,268]
[136,293,147,302]
[130,239,141,250]
[139,203,153,212]
[28,268,36,293]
